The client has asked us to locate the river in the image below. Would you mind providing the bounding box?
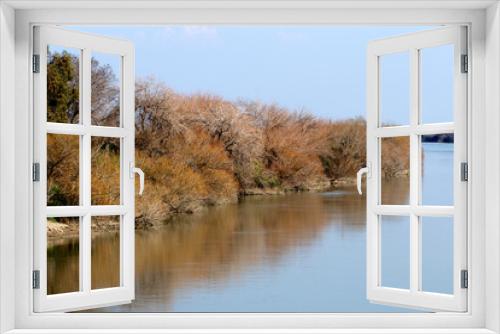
[47,143,453,312]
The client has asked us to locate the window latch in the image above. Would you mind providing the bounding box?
[129,162,145,196]
[356,162,371,195]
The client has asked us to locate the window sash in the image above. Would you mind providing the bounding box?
[32,25,136,313]
[365,26,468,312]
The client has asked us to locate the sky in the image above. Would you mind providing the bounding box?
[67,25,451,123]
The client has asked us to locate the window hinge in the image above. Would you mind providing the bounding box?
[461,54,468,73]
[461,162,468,182]
[32,163,40,182]
[32,270,40,289]
[32,54,40,73]
[461,269,468,289]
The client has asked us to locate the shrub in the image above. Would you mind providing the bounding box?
[46,54,411,227]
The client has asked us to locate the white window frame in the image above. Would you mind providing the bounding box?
[365,26,468,312]
[32,26,136,312]
[1,1,499,333]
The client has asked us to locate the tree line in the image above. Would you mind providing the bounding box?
[47,50,409,226]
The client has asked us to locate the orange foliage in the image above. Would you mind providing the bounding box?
[47,134,79,206]
[91,137,121,205]
[381,136,410,178]
[47,74,410,226]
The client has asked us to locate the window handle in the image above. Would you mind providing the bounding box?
[356,163,371,195]
[130,162,145,196]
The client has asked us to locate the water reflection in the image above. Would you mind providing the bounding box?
[127,189,368,312]
[47,144,455,312]
[48,182,420,312]
[47,235,79,295]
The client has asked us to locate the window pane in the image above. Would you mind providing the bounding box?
[47,134,80,206]
[421,217,453,294]
[379,52,410,127]
[47,45,80,124]
[420,45,454,124]
[91,137,121,205]
[91,216,121,290]
[91,52,121,127]
[380,215,410,289]
[380,137,410,205]
[47,217,80,295]
[421,134,454,206]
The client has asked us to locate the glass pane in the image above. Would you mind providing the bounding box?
[380,215,410,289]
[420,45,454,124]
[91,52,121,127]
[91,216,121,289]
[47,217,80,295]
[421,217,453,294]
[47,134,80,206]
[91,137,121,205]
[380,137,410,205]
[379,52,410,127]
[47,45,80,124]
[421,134,454,206]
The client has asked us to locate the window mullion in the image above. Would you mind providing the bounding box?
[81,47,92,294]
[409,48,420,293]
[415,123,454,135]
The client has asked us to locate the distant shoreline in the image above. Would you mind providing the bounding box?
[422,133,454,143]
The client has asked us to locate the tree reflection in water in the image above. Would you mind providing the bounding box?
[48,183,413,312]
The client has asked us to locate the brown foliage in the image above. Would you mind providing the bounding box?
[237,102,331,190]
[91,137,121,205]
[91,58,120,126]
[319,118,409,180]
[381,137,410,178]
[135,130,238,225]
[47,134,79,206]
[135,77,183,156]
[47,53,410,226]
[178,95,264,189]
[320,118,367,180]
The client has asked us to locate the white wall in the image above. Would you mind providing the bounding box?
[485,2,500,333]
[0,2,16,333]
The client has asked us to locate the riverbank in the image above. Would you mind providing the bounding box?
[47,179,342,238]
[47,217,121,240]
[242,179,333,196]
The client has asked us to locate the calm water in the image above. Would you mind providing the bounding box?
[48,143,454,312]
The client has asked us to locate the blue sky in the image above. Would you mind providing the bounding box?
[69,26,451,123]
